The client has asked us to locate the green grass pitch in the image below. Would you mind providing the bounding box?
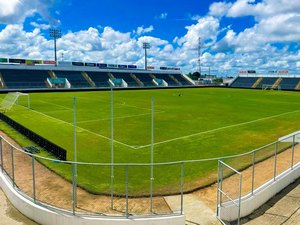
[2,87,300,196]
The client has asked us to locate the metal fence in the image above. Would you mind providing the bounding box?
[217,161,242,225]
[0,132,299,218]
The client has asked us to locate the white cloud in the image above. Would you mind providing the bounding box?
[175,16,220,49]
[30,22,51,30]
[209,2,232,17]
[0,0,58,25]
[134,25,154,36]
[155,13,168,20]
[0,0,300,75]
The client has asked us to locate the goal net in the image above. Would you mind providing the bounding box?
[262,84,281,90]
[0,92,30,111]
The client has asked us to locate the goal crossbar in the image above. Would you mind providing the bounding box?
[0,92,30,111]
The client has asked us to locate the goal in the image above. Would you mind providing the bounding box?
[0,92,30,111]
[262,84,281,90]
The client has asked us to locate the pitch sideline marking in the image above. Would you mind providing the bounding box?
[136,108,300,149]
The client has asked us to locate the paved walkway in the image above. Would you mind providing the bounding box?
[0,188,38,225]
[165,194,221,225]
[241,177,300,225]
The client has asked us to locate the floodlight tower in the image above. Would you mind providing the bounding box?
[49,28,62,66]
[198,37,201,75]
[143,42,151,70]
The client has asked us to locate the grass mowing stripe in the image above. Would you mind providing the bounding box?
[38,100,72,110]
[136,108,300,149]
[77,111,165,123]
[18,105,137,149]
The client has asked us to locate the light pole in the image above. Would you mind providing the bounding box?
[143,42,150,70]
[49,29,62,66]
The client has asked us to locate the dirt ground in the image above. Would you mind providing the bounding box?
[0,130,299,216]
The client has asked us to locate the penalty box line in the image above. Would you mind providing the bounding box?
[20,106,137,149]
[136,108,300,149]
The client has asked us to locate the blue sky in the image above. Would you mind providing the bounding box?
[0,0,300,76]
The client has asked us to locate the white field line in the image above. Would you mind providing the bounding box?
[44,109,73,113]
[136,109,300,149]
[18,105,136,149]
[38,100,72,110]
[77,111,165,124]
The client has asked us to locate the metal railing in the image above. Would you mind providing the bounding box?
[0,132,299,218]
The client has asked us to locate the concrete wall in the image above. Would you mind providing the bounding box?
[219,162,300,221]
[0,172,185,225]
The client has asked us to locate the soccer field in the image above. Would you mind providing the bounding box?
[2,87,300,195]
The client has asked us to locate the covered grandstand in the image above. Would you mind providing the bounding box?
[230,73,300,90]
[0,60,194,90]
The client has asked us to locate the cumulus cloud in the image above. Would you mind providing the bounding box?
[30,22,51,30]
[134,25,154,36]
[0,0,59,25]
[155,13,168,20]
[175,16,220,49]
[209,2,232,17]
[0,0,300,75]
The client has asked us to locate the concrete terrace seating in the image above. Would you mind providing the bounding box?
[172,73,192,86]
[256,77,278,89]
[230,77,258,88]
[134,73,154,86]
[110,72,138,87]
[85,71,110,87]
[54,71,89,88]
[0,69,49,89]
[154,73,179,86]
[279,78,300,90]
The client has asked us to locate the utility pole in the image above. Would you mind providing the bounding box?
[198,37,201,75]
[49,29,62,66]
[143,42,150,70]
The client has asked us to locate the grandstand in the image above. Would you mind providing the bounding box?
[0,61,194,90]
[230,73,300,90]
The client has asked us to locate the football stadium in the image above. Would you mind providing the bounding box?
[0,57,299,225]
[1,1,300,224]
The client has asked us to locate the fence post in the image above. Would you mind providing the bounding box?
[251,151,255,195]
[291,135,295,169]
[32,156,36,203]
[0,137,3,173]
[72,162,77,215]
[237,173,243,225]
[11,145,15,187]
[125,165,129,218]
[180,162,184,215]
[274,142,277,181]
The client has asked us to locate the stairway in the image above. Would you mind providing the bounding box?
[271,77,282,89]
[108,73,115,79]
[130,73,144,86]
[169,74,182,85]
[0,72,6,88]
[82,72,96,87]
[48,71,57,78]
[295,81,300,90]
[252,77,263,88]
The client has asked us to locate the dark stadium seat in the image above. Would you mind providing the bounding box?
[0,69,50,89]
[110,72,139,87]
[230,77,258,88]
[256,77,278,89]
[153,73,179,86]
[54,70,89,88]
[85,71,110,87]
[134,73,155,86]
[279,78,300,90]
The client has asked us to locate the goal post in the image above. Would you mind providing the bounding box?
[0,92,30,111]
[262,84,281,90]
